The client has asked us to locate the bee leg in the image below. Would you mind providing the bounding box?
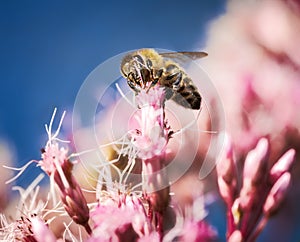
[153,68,163,79]
[150,78,159,87]
[127,79,139,93]
[140,68,151,84]
[146,78,159,93]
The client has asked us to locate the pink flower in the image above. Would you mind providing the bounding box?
[90,205,139,242]
[0,175,51,241]
[89,192,153,242]
[216,135,295,241]
[202,0,300,158]
[164,195,217,242]
[179,220,217,242]
[39,143,69,176]
[128,87,170,160]
[263,172,291,216]
[38,109,91,234]
[31,218,57,242]
[129,86,171,239]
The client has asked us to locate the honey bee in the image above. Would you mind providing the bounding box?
[120,49,207,110]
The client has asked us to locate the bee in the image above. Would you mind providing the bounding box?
[120,48,207,110]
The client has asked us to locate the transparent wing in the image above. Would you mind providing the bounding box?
[160,51,208,64]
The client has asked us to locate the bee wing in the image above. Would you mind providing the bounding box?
[160,51,208,63]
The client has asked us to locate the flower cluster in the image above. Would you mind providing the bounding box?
[89,191,156,241]
[0,174,52,241]
[1,76,297,241]
[202,0,300,158]
[2,3,300,237]
[1,86,218,241]
[217,135,295,241]
[39,109,91,235]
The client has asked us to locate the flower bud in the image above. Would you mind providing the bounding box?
[216,134,236,184]
[228,230,242,242]
[231,198,242,225]
[217,176,233,205]
[243,138,269,185]
[264,172,291,216]
[269,149,295,184]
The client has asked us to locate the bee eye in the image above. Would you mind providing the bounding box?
[133,55,144,66]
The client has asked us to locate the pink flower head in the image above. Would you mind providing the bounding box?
[216,135,295,241]
[90,205,139,242]
[38,109,91,234]
[179,220,218,242]
[128,86,171,160]
[37,108,70,182]
[202,0,300,159]
[89,192,152,242]
[126,85,172,240]
[31,217,56,242]
[0,175,51,242]
[39,143,69,176]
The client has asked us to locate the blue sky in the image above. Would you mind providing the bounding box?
[0,1,225,184]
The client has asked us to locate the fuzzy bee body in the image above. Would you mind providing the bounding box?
[120,49,207,110]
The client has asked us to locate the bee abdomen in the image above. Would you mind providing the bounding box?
[172,77,201,110]
[188,92,201,110]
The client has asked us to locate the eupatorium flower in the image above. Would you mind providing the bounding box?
[38,109,91,234]
[89,191,155,242]
[128,86,171,239]
[0,175,49,241]
[128,86,171,160]
[3,108,92,236]
[217,135,295,241]
[164,195,218,242]
[202,0,300,159]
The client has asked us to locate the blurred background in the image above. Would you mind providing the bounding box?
[1,0,300,241]
[0,0,225,186]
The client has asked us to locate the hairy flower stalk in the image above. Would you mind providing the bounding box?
[217,136,295,241]
[129,86,171,240]
[38,109,92,235]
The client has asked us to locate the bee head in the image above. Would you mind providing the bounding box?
[121,53,151,92]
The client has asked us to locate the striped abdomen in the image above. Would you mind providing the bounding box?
[160,63,201,110]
